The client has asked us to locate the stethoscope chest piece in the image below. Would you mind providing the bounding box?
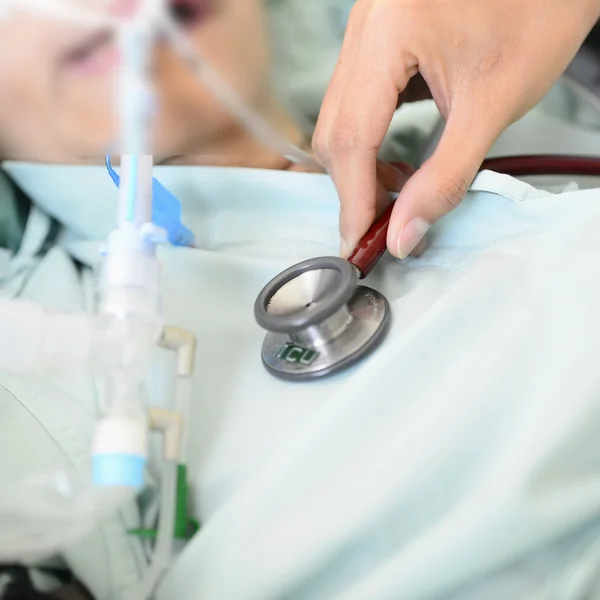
[254,256,390,381]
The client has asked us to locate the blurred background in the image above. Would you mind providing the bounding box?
[569,23,600,93]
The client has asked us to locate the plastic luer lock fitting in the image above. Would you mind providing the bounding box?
[92,413,148,490]
[93,454,146,489]
[105,155,196,247]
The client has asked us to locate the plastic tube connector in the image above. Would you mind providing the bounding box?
[105,156,196,248]
[159,326,196,377]
[93,454,146,489]
[92,415,148,490]
[98,224,162,321]
[148,408,183,461]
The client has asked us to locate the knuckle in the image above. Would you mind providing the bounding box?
[311,128,330,164]
[434,176,469,211]
[327,119,359,155]
[348,0,371,23]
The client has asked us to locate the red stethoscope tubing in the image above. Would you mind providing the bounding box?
[348,154,600,278]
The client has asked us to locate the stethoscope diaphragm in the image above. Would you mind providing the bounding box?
[254,256,390,380]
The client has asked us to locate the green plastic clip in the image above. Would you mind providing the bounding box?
[129,463,200,541]
[174,463,200,539]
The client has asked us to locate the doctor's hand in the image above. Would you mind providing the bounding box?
[312,0,600,258]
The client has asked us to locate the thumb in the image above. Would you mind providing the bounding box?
[386,118,496,259]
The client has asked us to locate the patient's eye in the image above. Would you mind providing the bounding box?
[168,0,207,26]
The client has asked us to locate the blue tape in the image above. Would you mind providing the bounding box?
[106,156,196,247]
[93,453,146,489]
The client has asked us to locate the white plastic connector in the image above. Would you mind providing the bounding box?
[148,408,183,461]
[92,414,148,489]
[92,376,150,489]
[158,327,196,464]
[98,224,162,320]
[93,415,147,457]
[159,326,196,377]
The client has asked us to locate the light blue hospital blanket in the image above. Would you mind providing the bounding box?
[3,152,600,600]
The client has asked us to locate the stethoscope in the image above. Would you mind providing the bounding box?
[254,155,600,381]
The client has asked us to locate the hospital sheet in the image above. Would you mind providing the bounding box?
[154,169,600,600]
[5,159,600,599]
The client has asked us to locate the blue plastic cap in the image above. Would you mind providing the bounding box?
[106,155,196,247]
[93,453,146,489]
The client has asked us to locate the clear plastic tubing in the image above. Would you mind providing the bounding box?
[118,155,154,226]
[118,17,154,156]
[176,377,192,464]
[125,460,177,600]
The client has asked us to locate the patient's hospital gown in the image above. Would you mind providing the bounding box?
[4,153,600,599]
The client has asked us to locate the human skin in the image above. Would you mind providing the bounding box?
[312,0,600,258]
[0,0,309,169]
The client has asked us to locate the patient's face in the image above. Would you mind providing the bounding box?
[0,0,271,162]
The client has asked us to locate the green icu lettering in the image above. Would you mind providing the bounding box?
[277,343,318,365]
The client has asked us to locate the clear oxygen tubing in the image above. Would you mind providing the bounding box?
[156,9,320,169]
[1,0,319,169]
[138,365,192,594]
[91,9,163,567]
[0,0,162,568]
[137,327,196,568]
[125,459,177,600]
[175,376,192,466]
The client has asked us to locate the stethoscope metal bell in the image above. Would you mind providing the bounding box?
[254,256,390,380]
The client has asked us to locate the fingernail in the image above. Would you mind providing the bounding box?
[396,218,430,259]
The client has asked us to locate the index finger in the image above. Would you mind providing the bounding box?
[328,20,417,250]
